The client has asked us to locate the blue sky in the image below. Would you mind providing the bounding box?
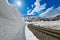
[7,0,60,18]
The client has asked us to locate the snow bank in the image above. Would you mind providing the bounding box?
[0,0,26,40]
[25,25,39,40]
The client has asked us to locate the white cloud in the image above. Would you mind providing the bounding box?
[27,0,46,15]
[27,0,60,18]
[40,7,60,18]
[27,9,32,15]
[31,4,34,8]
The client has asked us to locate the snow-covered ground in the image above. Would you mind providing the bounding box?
[25,20,60,30]
[25,23,39,40]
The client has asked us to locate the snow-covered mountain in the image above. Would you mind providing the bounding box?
[24,15,38,22]
[55,15,60,18]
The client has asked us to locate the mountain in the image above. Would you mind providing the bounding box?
[55,15,60,18]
